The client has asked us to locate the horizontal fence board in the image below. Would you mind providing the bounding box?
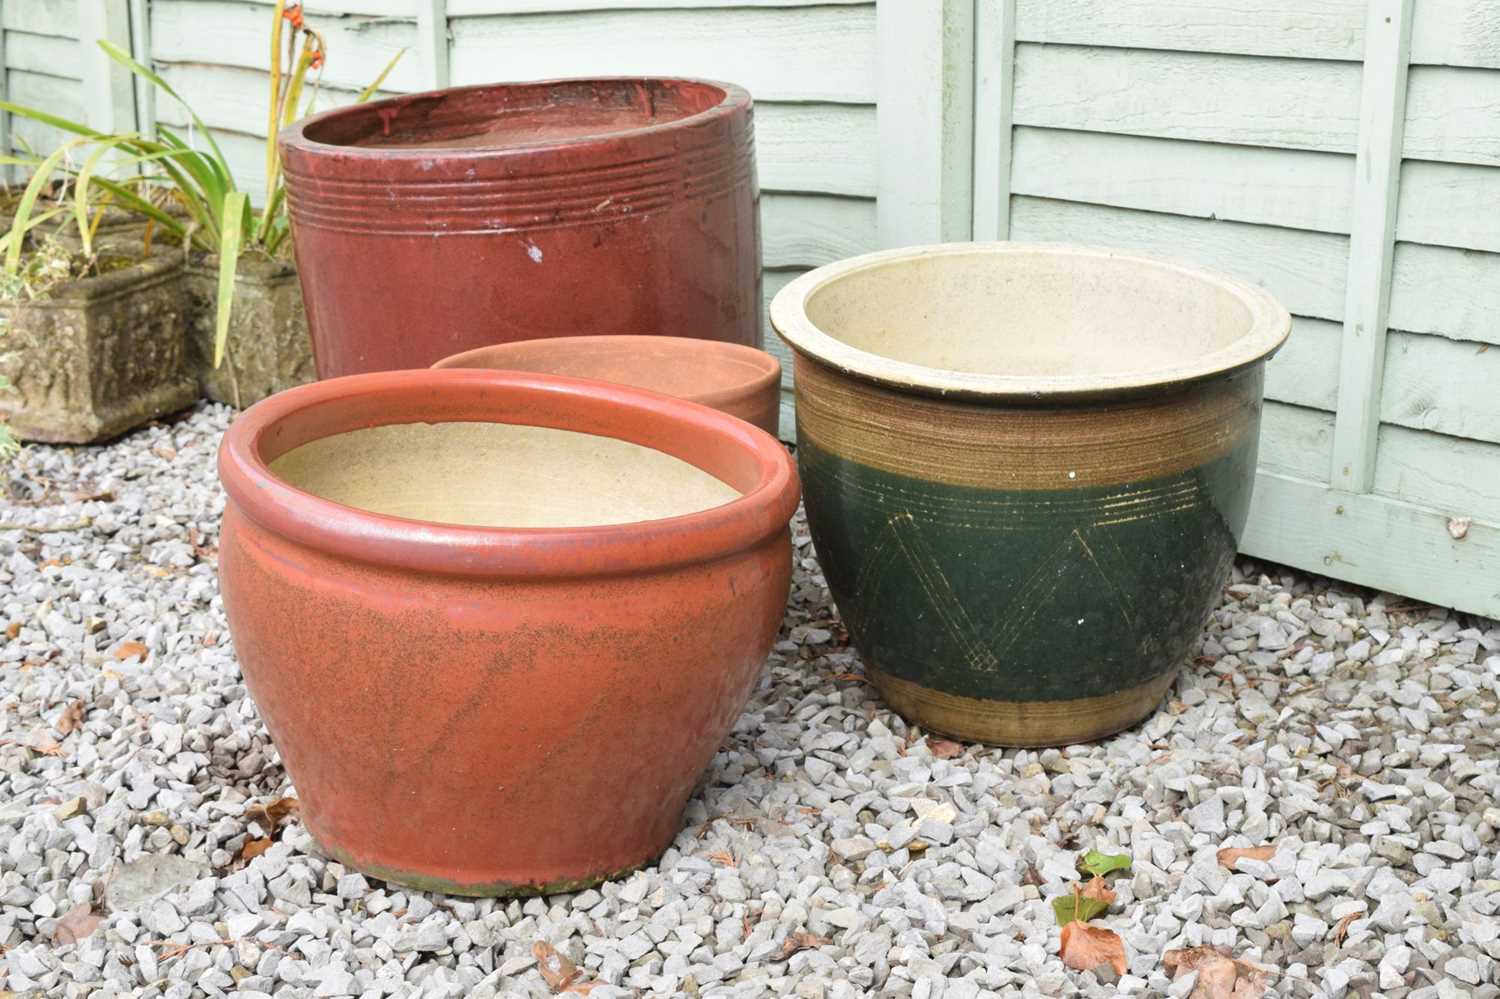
[1007,197,1349,321]
[187,0,416,15]
[3,33,82,80]
[1259,401,1334,481]
[1383,332,1500,445]
[1012,45,1362,153]
[150,65,875,196]
[761,194,876,268]
[2,0,79,38]
[1397,159,1500,253]
[1410,0,1500,70]
[755,103,876,196]
[1375,424,1500,525]
[1265,317,1342,410]
[1243,471,1500,618]
[1404,65,1500,167]
[153,64,382,138]
[1010,127,1353,234]
[150,1,422,93]
[1014,0,1365,61]
[450,0,870,11]
[1389,242,1500,345]
[450,6,877,104]
[5,70,85,151]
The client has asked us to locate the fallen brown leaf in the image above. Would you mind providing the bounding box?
[926,737,966,759]
[55,699,87,736]
[780,931,831,959]
[30,736,65,757]
[1217,844,1277,870]
[1332,909,1363,946]
[112,641,149,662]
[1059,921,1127,975]
[1081,875,1116,905]
[246,796,300,831]
[1164,946,1271,998]
[5,621,19,640]
[707,850,737,868]
[533,940,599,993]
[830,672,867,683]
[237,837,272,864]
[51,903,101,946]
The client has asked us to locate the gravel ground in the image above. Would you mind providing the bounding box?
[2,402,1499,998]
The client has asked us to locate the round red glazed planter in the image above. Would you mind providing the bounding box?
[216,369,799,895]
[279,78,761,377]
[433,335,783,436]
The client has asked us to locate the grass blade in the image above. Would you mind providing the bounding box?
[98,40,233,178]
[73,135,138,256]
[0,101,104,140]
[358,49,406,103]
[213,191,248,367]
[4,137,89,274]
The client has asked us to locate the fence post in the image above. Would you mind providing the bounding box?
[77,0,138,137]
[875,0,975,247]
[1329,0,1414,493]
[417,0,450,91]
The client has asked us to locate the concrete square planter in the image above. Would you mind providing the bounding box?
[0,255,196,443]
[186,255,315,409]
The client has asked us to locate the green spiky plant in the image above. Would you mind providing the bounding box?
[0,1,402,370]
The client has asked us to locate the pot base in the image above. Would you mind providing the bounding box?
[869,665,1177,748]
[315,834,668,898]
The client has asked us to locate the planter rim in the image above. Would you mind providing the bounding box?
[278,76,750,164]
[0,254,182,308]
[217,368,799,579]
[431,334,781,414]
[770,241,1292,402]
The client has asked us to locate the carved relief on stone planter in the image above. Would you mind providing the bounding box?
[0,256,197,444]
[185,255,315,409]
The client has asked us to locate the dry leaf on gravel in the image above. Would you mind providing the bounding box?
[237,837,272,864]
[926,737,966,759]
[51,903,101,946]
[112,641,149,661]
[55,699,87,735]
[246,796,300,831]
[780,931,831,959]
[1059,921,1128,975]
[1081,875,1116,905]
[5,621,19,639]
[1164,946,1271,998]
[1332,909,1363,946]
[707,850,736,868]
[532,940,599,994]
[1217,844,1277,870]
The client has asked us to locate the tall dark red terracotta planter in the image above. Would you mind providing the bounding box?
[279,78,761,377]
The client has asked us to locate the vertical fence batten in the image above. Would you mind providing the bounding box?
[0,16,10,185]
[418,0,451,91]
[971,0,1014,241]
[876,0,975,246]
[1330,0,1414,493]
[78,0,137,136]
[128,0,156,138]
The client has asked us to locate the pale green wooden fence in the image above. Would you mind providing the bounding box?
[4,0,1496,618]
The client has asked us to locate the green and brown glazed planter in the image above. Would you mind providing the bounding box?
[771,243,1290,747]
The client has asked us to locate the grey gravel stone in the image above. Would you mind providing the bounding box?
[2,406,1497,998]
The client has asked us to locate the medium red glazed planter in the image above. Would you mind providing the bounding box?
[217,369,799,895]
[433,334,783,436]
[279,78,761,377]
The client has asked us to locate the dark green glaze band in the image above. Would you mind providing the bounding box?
[797,426,1258,704]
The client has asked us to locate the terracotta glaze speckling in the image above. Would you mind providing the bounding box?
[772,243,1291,747]
[216,369,800,894]
[279,78,761,377]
